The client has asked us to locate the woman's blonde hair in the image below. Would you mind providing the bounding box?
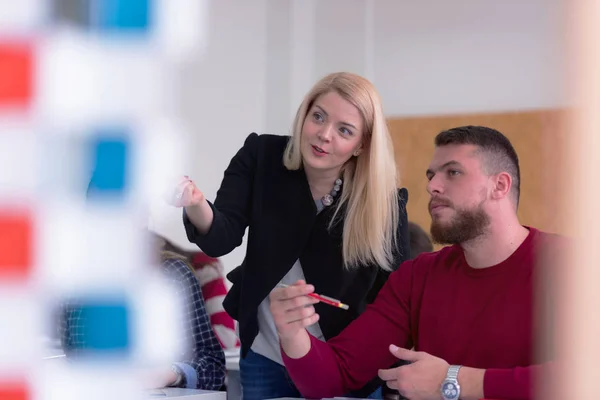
[283,72,401,271]
[151,233,197,274]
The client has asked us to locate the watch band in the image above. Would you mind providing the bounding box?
[441,365,462,400]
[447,365,461,381]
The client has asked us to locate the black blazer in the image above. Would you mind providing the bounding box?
[184,133,410,358]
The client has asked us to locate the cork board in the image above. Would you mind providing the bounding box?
[388,109,572,247]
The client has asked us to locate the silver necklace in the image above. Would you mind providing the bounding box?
[321,178,343,206]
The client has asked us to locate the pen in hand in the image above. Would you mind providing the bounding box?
[277,283,350,310]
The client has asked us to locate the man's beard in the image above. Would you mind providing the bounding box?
[430,201,490,245]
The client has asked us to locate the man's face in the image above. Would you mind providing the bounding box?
[426,144,491,245]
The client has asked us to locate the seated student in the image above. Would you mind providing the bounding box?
[58,232,227,391]
[269,125,564,400]
[154,234,241,350]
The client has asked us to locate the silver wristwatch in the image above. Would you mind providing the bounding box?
[440,365,462,400]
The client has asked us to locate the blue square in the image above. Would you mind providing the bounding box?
[91,0,151,32]
[86,131,130,199]
[66,297,131,356]
[81,301,130,351]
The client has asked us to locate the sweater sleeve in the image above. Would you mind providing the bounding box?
[183,133,259,257]
[484,362,557,399]
[282,262,415,399]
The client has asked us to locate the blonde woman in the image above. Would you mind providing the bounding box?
[173,72,409,399]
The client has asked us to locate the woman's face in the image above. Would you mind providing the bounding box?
[300,91,365,176]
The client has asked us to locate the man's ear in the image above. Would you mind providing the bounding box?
[491,172,512,200]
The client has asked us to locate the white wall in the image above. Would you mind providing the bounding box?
[149,1,269,274]
[149,0,567,276]
[371,0,566,116]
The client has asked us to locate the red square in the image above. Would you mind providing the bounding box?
[0,210,33,279]
[0,42,34,108]
[0,382,29,400]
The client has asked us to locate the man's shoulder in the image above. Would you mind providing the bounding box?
[411,245,462,267]
[387,245,462,295]
[394,245,462,278]
[529,228,571,271]
[535,228,568,242]
[529,227,571,251]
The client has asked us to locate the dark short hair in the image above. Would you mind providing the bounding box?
[434,125,521,206]
[408,222,433,259]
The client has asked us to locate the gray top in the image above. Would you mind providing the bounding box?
[251,259,326,364]
[250,198,328,364]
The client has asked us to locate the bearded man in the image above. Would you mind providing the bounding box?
[268,125,564,400]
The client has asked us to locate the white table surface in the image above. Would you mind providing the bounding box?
[146,388,226,399]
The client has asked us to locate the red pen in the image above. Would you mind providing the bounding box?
[277,283,349,310]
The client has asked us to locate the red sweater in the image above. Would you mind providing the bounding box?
[282,227,562,399]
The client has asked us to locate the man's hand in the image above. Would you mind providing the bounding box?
[378,345,449,400]
[378,345,485,400]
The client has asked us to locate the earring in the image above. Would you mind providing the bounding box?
[354,151,361,156]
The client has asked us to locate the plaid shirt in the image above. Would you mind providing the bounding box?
[58,258,226,390]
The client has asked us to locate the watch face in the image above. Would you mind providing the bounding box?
[442,381,460,400]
